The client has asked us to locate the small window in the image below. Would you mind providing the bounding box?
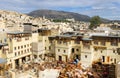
[27,49,29,52]
[111,58,113,61]
[76,49,79,51]
[113,50,115,53]
[72,48,74,53]
[45,47,46,50]
[21,50,23,54]
[18,46,20,49]
[18,51,20,55]
[27,44,29,47]
[24,45,26,48]
[64,50,66,53]
[94,48,98,51]
[58,49,60,52]
[85,55,87,58]
[21,46,23,49]
[24,50,26,53]
[15,52,17,56]
[14,47,16,50]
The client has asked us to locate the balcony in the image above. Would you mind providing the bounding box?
[93,41,106,47]
[56,41,68,46]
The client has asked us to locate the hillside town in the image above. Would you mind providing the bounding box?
[0,10,120,78]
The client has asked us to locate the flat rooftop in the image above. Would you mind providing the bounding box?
[92,35,120,38]
[7,31,31,35]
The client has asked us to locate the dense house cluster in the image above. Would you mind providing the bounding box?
[0,24,120,77]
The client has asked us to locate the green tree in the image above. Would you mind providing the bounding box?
[89,16,101,29]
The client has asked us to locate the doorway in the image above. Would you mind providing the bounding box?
[59,56,62,61]
[102,56,105,62]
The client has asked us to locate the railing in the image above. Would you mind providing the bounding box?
[57,41,68,45]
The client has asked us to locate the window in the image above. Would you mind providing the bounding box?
[113,50,115,53]
[58,49,60,52]
[72,48,74,53]
[45,47,46,50]
[117,48,120,55]
[102,56,105,62]
[24,45,26,48]
[21,46,23,49]
[111,58,113,61]
[111,38,118,46]
[85,55,87,58]
[76,49,79,51]
[27,49,29,52]
[64,50,66,53]
[15,52,17,56]
[24,50,26,53]
[18,51,20,55]
[114,58,116,64]
[27,44,29,47]
[21,50,23,54]
[14,47,16,50]
[94,48,98,51]
[18,46,20,49]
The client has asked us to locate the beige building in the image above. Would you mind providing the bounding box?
[0,28,120,70]
[48,32,120,66]
[80,38,93,66]
[6,32,32,69]
[49,33,82,62]
[92,35,120,64]
[32,28,59,61]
